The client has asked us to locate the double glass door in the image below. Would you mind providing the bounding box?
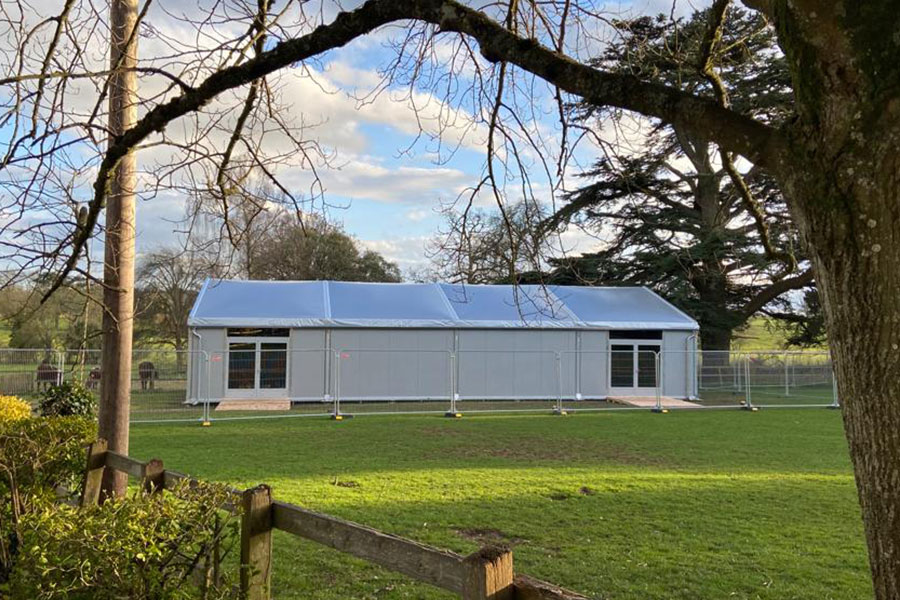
[227,339,288,397]
[610,342,660,395]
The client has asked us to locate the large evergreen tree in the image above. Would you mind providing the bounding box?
[545,8,813,351]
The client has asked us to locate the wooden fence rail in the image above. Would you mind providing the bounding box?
[81,441,589,600]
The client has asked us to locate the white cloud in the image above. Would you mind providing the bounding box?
[360,235,432,268]
[405,208,431,222]
[281,158,470,205]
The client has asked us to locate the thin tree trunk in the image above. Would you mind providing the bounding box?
[699,326,732,367]
[175,338,186,372]
[99,0,139,499]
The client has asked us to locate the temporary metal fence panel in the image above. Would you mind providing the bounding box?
[0,349,65,400]
[0,347,839,422]
[333,348,453,415]
[202,348,333,422]
[558,349,670,412]
[696,351,748,407]
[746,351,835,407]
[129,349,200,422]
[454,349,566,414]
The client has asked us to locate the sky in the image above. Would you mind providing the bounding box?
[1,0,706,279]
[131,0,708,276]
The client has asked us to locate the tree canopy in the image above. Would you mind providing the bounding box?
[543,7,813,350]
[245,214,401,283]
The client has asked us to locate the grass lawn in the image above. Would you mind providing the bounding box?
[732,317,827,352]
[131,410,866,599]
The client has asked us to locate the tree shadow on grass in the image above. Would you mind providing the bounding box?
[262,476,868,600]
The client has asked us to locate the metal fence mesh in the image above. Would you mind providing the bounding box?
[0,347,837,423]
[695,351,835,408]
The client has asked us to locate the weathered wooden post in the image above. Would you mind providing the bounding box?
[462,546,514,600]
[141,458,165,494]
[80,439,108,507]
[240,485,273,600]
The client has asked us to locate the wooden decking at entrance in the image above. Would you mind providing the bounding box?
[607,396,699,409]
[215,399,291,411]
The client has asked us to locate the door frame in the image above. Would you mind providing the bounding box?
[225,336,290,398]
[608,340,661,396]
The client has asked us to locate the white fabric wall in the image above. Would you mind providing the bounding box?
[456,329,577,399]
[331,329,453,400]
[577,330,610,399]
[186,326,697,402]
[289,329,328,400]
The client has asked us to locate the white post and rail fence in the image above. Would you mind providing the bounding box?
[81,440,589,600]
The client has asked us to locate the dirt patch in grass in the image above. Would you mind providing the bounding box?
[455,527,525,547]
[332,478,360,488]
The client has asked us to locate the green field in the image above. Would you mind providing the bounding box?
[130,410,869,599]
[732,317,827,352]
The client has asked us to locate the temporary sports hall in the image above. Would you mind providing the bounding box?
[185,279,699,405]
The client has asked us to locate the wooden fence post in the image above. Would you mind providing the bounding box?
[141,458,165,494]
[240,485,273,600]
[462,546,514,600]
[80,439,108,507]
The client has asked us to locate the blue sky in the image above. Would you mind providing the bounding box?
[2,0,702,278]
[131,0,700,274]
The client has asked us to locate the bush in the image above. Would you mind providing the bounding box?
[0,416,96,582]
[39,381,96,419]
[11,480,241,600]
[0,396,31,423]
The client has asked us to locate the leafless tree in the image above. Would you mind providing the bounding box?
[136,244,222,368]
[427,199,546,284]
[2,0,900,593]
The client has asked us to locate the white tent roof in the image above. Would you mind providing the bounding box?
[188,279,698,330]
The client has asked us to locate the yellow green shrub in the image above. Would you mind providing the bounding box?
[0,395,31,423]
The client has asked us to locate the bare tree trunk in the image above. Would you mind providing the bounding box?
[99,0,139,498]
[699,326,732,366]
[175,338,186,372]
[788,133,900,598]
[806,197,900,599]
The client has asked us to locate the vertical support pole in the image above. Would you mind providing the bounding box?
[462,547,514,600]
[574,332,582,402]
[57,350,65,385]
[744,358,754,410]
[451,351,457,413]
[553,352,565,415]
[446,351,461,418]
[81,439,108,507]
[334,351,341,416]
[335,351,341,417]
[831,367,840,409]
[240,485,273,600]
[331,351,349,419]
[202,351,212,426]
[784,351,790,397]
[141,458,165,494]
[655,352,663,413]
